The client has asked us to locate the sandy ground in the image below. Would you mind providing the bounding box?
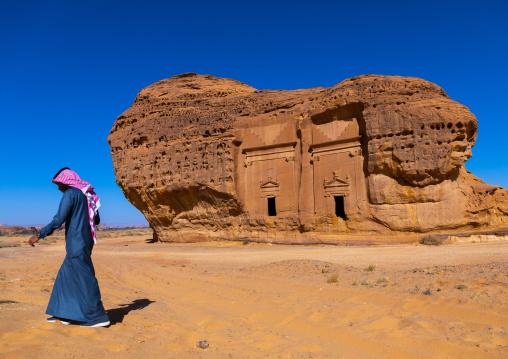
[0,234,507,359]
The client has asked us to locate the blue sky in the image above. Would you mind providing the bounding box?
[1,0,507,226]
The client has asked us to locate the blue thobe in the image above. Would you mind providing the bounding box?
[39,187,107,322]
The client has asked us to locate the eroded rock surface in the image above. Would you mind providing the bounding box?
[108,73,508,242]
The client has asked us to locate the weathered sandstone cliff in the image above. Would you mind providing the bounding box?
[108,74,508,242]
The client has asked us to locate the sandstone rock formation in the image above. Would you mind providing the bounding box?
[108,74,508,242]
[0,226,31,236]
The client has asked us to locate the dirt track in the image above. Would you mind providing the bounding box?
[1,236,507,358]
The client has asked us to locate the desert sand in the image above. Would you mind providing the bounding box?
[0,233,507,358]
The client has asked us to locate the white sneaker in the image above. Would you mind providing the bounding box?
[46,316,70,325]
[80,315,110,327]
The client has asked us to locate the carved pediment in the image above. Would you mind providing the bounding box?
[260,177,280,189]
[260,177,280,198]
[323,170,350,198]
[323,170,351,189]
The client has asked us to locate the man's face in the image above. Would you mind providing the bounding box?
[57,183,70,193]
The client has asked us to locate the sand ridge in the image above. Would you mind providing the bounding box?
[0,235,507,358]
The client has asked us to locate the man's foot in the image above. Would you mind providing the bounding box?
[46,316,70,325]
[80,315,110,328]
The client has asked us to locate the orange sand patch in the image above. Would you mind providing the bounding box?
[0,236,507,358]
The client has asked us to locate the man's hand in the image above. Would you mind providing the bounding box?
[28,235,39,247]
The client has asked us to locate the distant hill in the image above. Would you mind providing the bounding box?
[0,226,38,236]
[0,223,148,236]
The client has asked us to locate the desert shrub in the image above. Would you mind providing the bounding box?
[470,292,480,299]
[377,276,389,284]
[456,284,467,290]
[408,286,420,294]
[327,274,339,283]
[365,263,377,272]
[361,280,375,287]
[419,235,444,246]
[96,228,151,239]
[39,238,56,245]
[427,268,439,275]
[0,241,21,248]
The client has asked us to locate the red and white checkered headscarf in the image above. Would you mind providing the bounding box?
[52,169,101,243]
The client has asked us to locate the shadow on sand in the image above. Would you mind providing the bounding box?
[107,298,155,325]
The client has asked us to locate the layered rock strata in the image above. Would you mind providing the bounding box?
[108,74,508,242]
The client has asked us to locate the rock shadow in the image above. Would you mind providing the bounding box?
[106,298,155,325]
